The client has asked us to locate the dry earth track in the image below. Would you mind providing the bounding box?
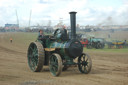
[0,33,128,85]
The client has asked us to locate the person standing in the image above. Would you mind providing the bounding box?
[10,38,12,43]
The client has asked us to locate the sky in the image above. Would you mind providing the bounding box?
[0,0,128,27]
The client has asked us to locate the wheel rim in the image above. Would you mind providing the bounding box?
[50,55,58,76]
[49,53,62,76]
[97,43,102,49]
[78,53,92,74]
[28,43,38,71]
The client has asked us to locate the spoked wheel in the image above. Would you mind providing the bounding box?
[27,42,45,72]
[96,43,102,49]
[49,53,62,76]
[78,53,92,74]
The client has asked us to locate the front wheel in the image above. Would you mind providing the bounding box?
[78,53,92,74]
[49,53,62,76]
[96,43,102,49]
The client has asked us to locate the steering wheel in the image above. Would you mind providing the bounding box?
[54,29,61,37]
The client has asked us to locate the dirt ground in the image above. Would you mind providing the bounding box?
[0,33,128,85]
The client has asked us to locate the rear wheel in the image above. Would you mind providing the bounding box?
[49,53,62,76]
[78,53,92,74]
[27,42,45,72]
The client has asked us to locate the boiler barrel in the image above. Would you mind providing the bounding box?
[50,39,83,58]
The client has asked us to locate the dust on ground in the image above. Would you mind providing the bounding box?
[0,32,128,85]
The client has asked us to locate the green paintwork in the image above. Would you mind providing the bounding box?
[37,37,75,65]
[88,38,105,43]
[35,30,78,66]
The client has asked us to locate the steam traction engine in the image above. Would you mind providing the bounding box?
[27,12,92,76]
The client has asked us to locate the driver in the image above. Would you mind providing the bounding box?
[38,29,46,47]
[61,25,68,41]
[38,29,44,41]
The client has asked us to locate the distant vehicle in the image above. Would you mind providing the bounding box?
[80,38,88,47]
[76,34,89,47]
[87,37,105,49]
[78,35,105,49]
[106,40,127,49]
